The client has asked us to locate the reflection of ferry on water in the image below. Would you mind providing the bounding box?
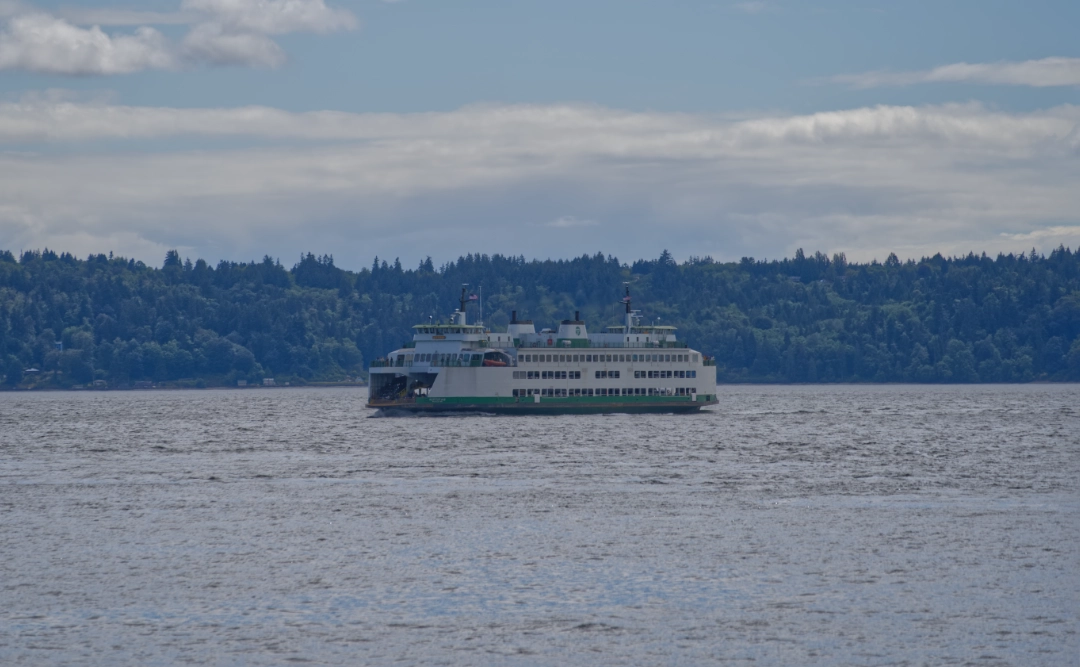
[367,286,718,415]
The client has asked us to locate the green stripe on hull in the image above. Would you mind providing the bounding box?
[368,395,718,415]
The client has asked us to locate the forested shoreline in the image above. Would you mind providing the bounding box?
[1,246,1078,389]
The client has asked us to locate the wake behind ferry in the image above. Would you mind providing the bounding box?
[367,286,718,415]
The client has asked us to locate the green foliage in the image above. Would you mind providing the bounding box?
[0,246,1078,387]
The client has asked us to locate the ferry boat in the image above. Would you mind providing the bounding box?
[367,286,718,415]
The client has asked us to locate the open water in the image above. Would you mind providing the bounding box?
[0,385,1077,666]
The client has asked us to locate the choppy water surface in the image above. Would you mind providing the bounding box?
[1,385,1077,665]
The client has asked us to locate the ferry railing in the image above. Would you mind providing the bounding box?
[516,341,688,349]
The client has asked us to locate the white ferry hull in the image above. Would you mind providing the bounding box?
[366,290,717,416]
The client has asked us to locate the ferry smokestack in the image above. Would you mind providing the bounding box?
[512,310,517,323]
[575,310,580,321]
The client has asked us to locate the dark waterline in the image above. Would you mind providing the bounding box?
[1,385,1077,665]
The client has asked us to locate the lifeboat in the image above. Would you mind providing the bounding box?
[483,359,507,367]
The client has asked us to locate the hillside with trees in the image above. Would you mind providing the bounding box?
[1,246,1078,388]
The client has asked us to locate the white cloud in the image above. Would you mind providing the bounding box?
[180,0,358,34]
[827,57,1080,88]
[51,8,195,26]
[999,226,1080,242]
[0,13,175,75]
[544,216,599,229]
[0,101,1077,265]
[181,22,284,67]
[0,1,357,75]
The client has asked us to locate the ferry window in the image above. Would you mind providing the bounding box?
[545,354,551,362]
[611,370,620,379]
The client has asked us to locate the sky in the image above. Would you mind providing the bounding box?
[0,0,1078,271]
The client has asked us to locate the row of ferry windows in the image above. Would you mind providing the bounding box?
[513,387,697,397]
[414,353,471,363]
[513,371,583,380]
[512,370,697,380]
[520,353,696,364]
